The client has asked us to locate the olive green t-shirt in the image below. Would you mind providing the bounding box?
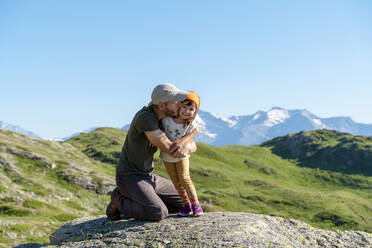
[116,104,160,176]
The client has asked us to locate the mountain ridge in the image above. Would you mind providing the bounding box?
[3,107,372,144]
[192,107,372,146]
[118,107,372,146]
[261,129,372,176]
[0,121,40,139]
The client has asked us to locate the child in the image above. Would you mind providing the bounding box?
[160,91,203,217]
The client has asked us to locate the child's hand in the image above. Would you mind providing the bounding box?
[149,142,157,148]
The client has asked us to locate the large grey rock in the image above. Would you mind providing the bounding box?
[48,212,371,247]
[6,146,56,169]
[60,168,114,194]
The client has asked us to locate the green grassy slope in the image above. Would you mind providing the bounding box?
[0,129,115,248]
[67,127,126,164]
[68,128,372,233]
[261,129,372,176]
[1,127,371,247]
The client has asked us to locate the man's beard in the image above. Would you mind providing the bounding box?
[165,107,178,118]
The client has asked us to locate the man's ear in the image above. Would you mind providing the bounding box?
[158,103,166,111]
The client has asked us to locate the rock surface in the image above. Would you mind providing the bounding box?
[45,212,371,248]
[5,146,56,169]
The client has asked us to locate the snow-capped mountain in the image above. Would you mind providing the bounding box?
[192,107,372,146]
[121,107,371,146]
[61,127,102,141]
[6,106,364,146]
[0,121,41,139]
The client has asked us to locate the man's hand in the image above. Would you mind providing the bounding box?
[170,140,197,158]
[169,138,186,153]
[169,127,198,156]
[170,141,190,158]
[149,141,157,148]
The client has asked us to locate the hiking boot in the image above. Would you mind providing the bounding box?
[106,188,123,221]
[178,202,192,217]
[192,203,203,217]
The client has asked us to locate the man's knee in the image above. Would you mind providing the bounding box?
[149,205,169,221]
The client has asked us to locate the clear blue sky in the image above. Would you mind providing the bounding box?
[1,0,371,139]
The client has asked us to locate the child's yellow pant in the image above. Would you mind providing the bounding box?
[163,158,199,204]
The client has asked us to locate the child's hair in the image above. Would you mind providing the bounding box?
[182,99,195,107]
[181,99,197,127]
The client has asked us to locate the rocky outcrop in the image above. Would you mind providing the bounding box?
[0,144,114,195]
[46,212,371,248]
[60,170,114,194]
[4,146,56,169]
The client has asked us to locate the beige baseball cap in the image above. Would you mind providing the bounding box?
[151,83,188,105]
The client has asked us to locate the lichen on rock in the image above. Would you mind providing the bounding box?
[46,212,371,248]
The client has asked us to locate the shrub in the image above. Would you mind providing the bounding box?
[23,199,46,209]
[52,213,79,222]
[0,205,32,216]
[63,200,86,211]
[313,211,359,230]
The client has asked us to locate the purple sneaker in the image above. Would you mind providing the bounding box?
[178,203,192,217]
[192,203,204,217]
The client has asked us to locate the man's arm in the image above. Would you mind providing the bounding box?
[145,129,190,158]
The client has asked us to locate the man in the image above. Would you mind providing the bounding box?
[106,83,198,221]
